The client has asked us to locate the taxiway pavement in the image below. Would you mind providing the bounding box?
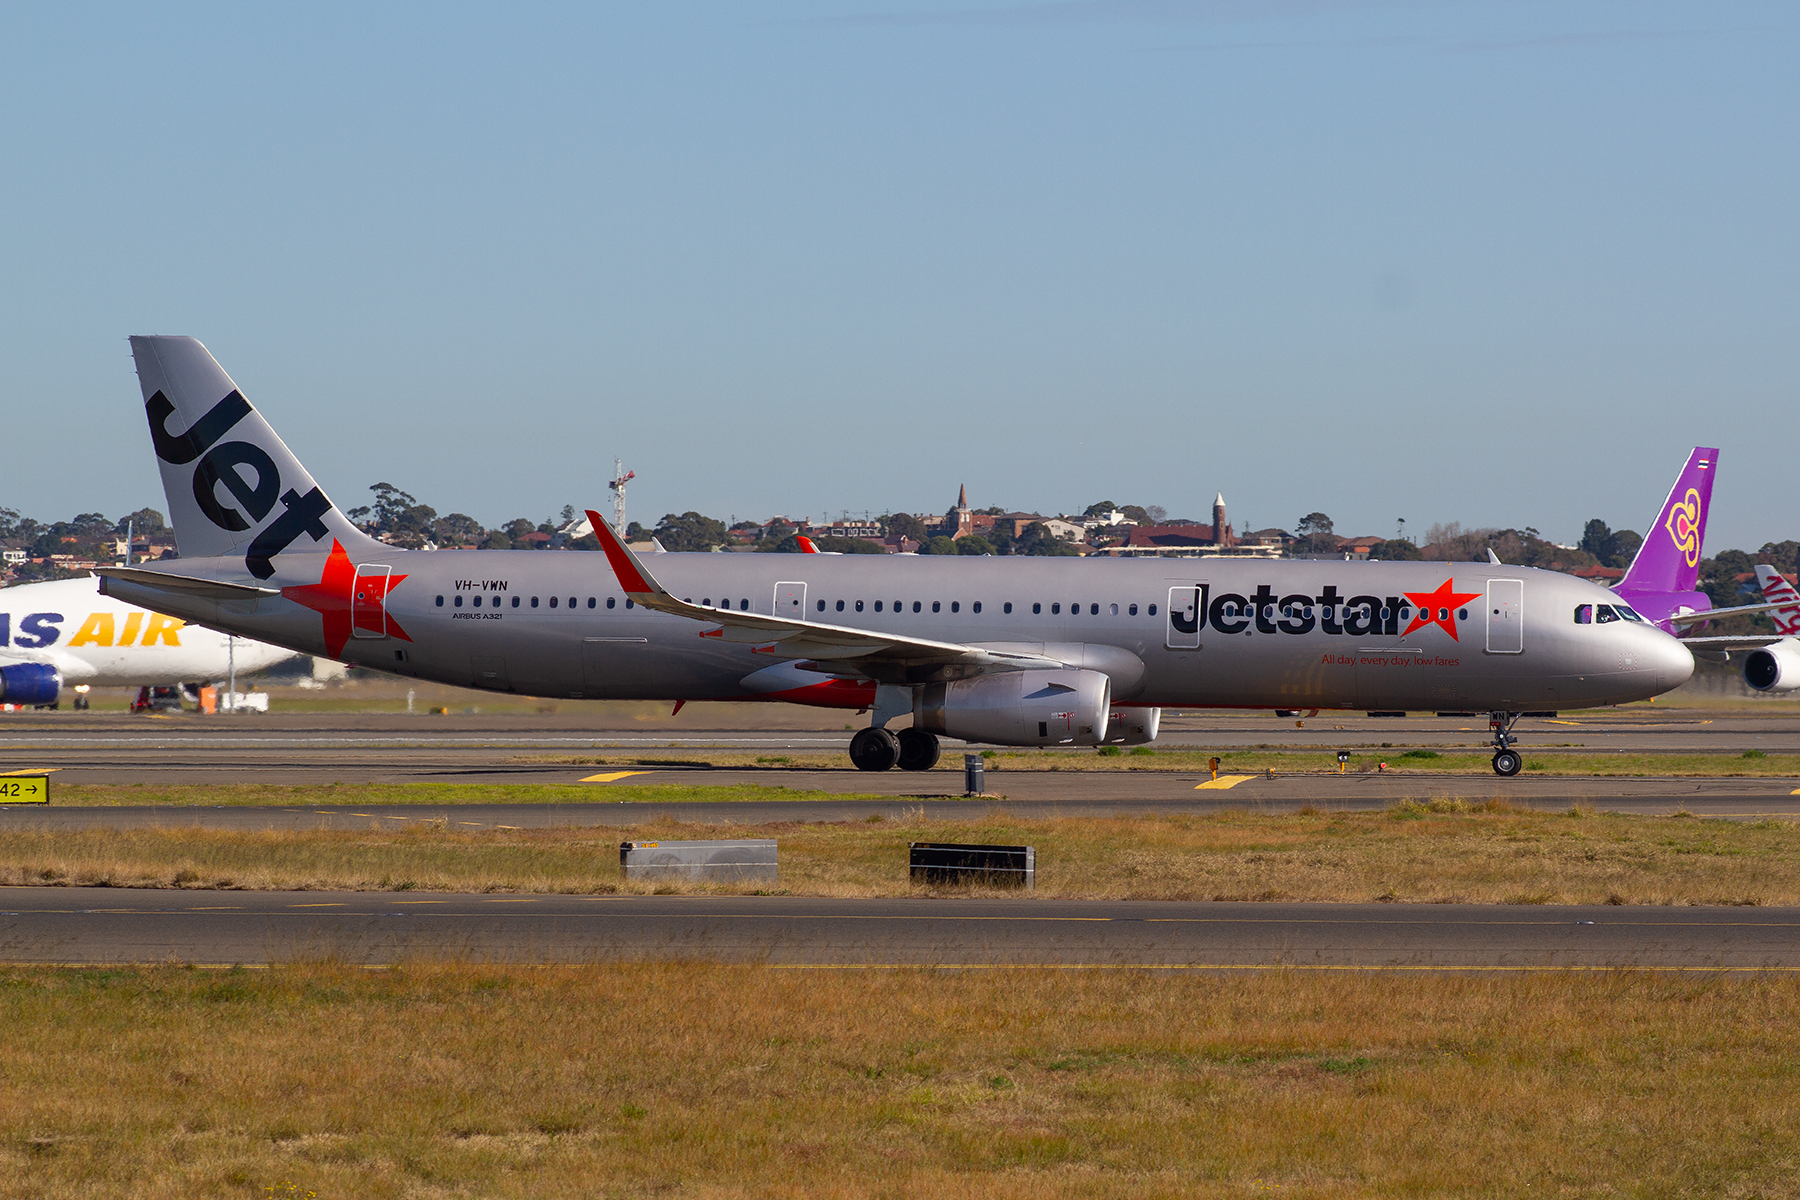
[3,888,1797,969]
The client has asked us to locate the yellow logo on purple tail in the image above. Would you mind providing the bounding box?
[1665,487,1702,568]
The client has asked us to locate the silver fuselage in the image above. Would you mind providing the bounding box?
[105,551,1694,714]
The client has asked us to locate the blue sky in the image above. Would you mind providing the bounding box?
[2,1,1794,550]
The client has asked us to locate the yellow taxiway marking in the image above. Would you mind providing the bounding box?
[496,825,521,830]
[1790,789,1800,795]
[1195,775,1257,790]
[458,821,483,826]
[1545,719,1582,726]
[581,770,650,783]
[0,768,58,775]
[288,903,345,908]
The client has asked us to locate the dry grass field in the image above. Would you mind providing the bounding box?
[9,804,1800,904]
[3,963,1798,1198]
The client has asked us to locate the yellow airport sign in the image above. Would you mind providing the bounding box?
[0,776,49,804]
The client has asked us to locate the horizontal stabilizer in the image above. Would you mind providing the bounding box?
[94,566,281,600]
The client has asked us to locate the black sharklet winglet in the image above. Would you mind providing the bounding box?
[582,507,1061,669]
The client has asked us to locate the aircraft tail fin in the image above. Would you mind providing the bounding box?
[1617,447,1718,598]
[1755,564,1800,637]
[129,336,379,579]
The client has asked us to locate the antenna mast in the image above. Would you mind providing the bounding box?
[607,458,635,533]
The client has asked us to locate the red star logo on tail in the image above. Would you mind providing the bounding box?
[281,540,412,657]
[1401,578,1484,642]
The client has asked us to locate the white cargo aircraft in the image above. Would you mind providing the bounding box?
[0,575,299,707]
[99,337,1697,775]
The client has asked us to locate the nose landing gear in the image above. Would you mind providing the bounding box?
[1489,711,1523,776]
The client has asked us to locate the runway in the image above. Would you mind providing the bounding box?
[4,888,1798,969]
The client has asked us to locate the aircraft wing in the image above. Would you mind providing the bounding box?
[585,509,1062,683]
[93,566,281,601]
[1675,635,1787,651]
[1667,600,1791,627]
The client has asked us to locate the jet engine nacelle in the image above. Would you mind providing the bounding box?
[0,663,61,707]
[1103,707,1160,746]
[916,668,1112,747]
[1743,640,1800,693]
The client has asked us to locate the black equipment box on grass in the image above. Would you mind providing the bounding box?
[909,842,1035,888]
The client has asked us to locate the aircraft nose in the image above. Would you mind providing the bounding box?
[1645,628,1695,694]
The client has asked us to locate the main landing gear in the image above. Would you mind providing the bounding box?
[1489,711,1523,777]
[848,726,941,772]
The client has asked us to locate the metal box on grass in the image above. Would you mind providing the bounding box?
[620,839,778,883]
[909,842,1034,888]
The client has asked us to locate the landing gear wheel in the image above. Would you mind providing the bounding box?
[896,728,941,772]
[850,727,901,772]
[1492,749,1522,777]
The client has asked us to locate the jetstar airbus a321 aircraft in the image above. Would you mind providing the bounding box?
[99,337,1697,776]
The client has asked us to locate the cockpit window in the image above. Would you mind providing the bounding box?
[1596,604,1620,624]
[1574,605,1592,624]
[1614,604,1644,622]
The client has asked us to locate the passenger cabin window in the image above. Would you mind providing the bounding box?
[607,597,616,609]
[435,595,444,607]
[913,601,922,613]
[834,600,843,611]
[932,601,940,613]
[588,598,596,608]
[972,601,982,614]
[1110,604,1118,615]
[512,596,520,608]
[1596,604,1620,624]
[1032,603,1041,614]
[856,600,864,612]
[1148,604,1157,616]
[740,599,749,611]
[1128,604,1137,616]
[1003,602,1013,614]
[568,597,576,609]
[1051,603,1061,614]
[548,596,557,608]
[531,597,539,608]
[454,595,463,607]
[625,599,634,609]
[874,601,883,612]
[950,602,959,613]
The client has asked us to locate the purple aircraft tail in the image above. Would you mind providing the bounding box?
[1617,448,1718,601]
